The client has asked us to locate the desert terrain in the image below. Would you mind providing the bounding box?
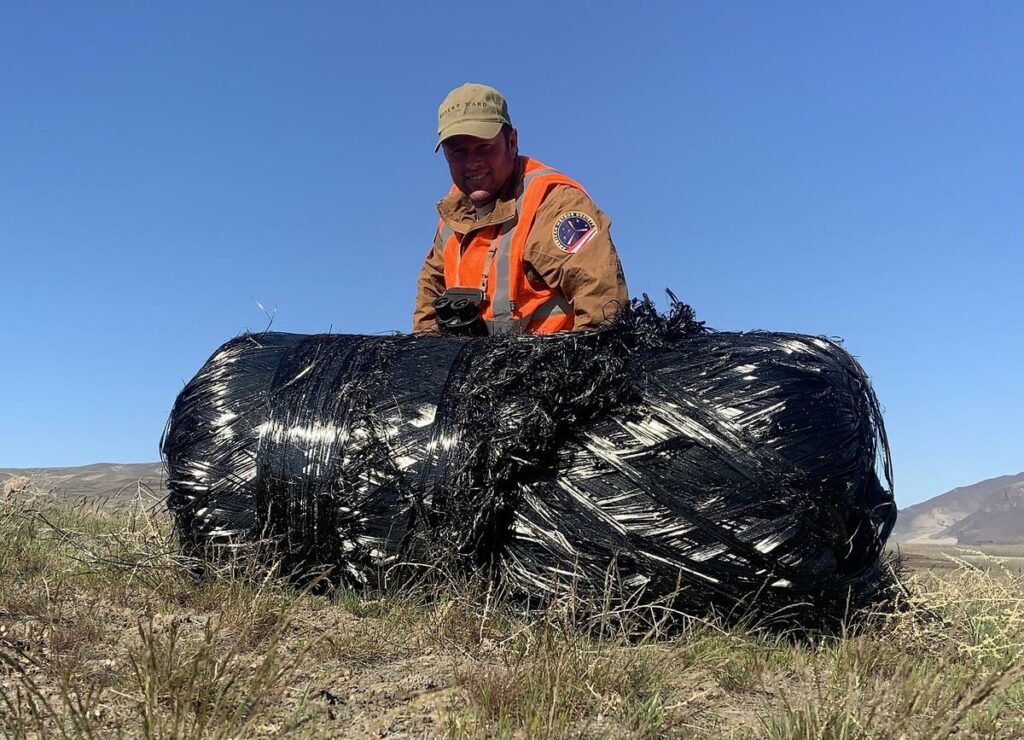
[2,467,1023,737]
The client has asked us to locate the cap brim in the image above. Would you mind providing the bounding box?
[434,120,505,152]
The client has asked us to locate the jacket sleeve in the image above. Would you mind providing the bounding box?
[411,227,447,334]
[522,185,629,331]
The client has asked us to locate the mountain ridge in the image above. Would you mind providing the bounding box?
[893,472,1024,544]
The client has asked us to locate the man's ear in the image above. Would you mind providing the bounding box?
[508,128,519,157]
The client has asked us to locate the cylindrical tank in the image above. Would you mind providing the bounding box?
[162,314,895,624]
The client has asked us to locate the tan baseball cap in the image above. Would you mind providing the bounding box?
[435,83,512,152]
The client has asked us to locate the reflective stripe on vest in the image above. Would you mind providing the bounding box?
[438,159,584,335]
[439,223,454,249]
[489,166,555,333]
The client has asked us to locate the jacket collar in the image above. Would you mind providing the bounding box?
[436,157,525,235]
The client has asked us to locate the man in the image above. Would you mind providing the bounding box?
[412,83,628,335]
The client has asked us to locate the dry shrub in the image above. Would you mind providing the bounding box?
[2,475,36,497]
[753,553,1024,739]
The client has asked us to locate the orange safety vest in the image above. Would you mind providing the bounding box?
[438,158,585,334]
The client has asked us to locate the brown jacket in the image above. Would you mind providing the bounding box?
[412,158,628,333]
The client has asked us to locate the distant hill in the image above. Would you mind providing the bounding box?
[893,472,1024,545]
[945,481,1024,545]
[0,462,165,503]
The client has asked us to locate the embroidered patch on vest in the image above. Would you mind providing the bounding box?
[552,211,598,254]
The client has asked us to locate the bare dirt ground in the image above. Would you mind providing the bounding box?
[3,478,1024,738]
[892,542,1024,576]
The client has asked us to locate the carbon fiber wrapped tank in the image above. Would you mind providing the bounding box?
[162,300,896,625]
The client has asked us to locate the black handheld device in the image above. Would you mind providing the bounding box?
[433,288,488,336]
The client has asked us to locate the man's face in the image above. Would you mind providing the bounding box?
[442,129,518,205]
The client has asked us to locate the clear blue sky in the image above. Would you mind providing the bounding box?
[1,2,1020,507]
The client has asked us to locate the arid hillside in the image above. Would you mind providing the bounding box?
[894,472,1024,545]
[0,462,165,503]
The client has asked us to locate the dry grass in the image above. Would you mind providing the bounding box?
[2,480,1024,738]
